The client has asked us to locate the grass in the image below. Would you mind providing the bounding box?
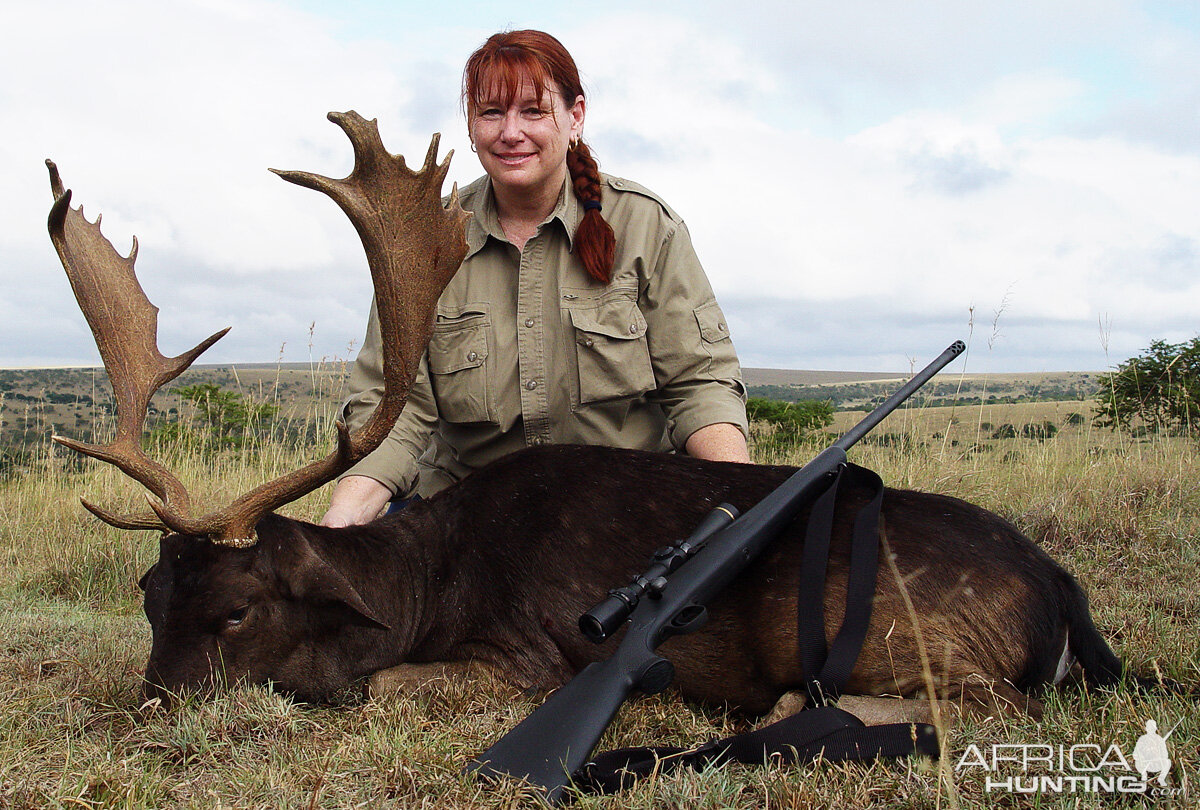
[1,395,1198,808]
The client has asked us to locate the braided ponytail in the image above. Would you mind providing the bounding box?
[567,140,616,284]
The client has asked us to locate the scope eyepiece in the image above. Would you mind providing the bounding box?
[579,588,637,642]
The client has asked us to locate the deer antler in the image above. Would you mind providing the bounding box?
[46,160,230,531]
[48,111,469,546]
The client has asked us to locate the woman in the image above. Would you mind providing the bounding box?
[322,30,748,527]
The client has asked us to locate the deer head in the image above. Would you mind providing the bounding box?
[48,111,469,546]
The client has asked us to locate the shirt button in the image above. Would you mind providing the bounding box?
[526,379,538,390]
[467,351,478,362]
[718,323,726,332]
[629,324,638,334]
[583,338,595,347]
[525,318,535,328]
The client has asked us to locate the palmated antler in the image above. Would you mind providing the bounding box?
[46,161,230,532]
[48,111,469,546]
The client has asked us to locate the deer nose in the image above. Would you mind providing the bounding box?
[141,658,214,708]
[141,672,179,708]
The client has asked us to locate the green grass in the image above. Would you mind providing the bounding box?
[1,400,1197,808]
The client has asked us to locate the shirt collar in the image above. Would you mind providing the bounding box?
[463,176,580,259]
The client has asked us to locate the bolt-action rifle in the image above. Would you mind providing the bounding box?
[468,340,966,803]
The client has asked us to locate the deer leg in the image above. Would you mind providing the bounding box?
[835,679,1041,725]
[837,695,946,725]
[761,690,808,725]
[949,677,1043,721]
[367,659,503,698]
[762,690,954,727]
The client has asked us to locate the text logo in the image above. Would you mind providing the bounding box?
[955,718,1186,798]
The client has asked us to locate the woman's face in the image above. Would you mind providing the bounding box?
[470,76,584,203]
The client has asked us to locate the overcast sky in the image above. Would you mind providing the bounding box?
[4,1,1198,373]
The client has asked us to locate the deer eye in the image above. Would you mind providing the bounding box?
[225,606,249,627]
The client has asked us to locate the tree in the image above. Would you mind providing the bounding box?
[1094,338,1200,432]
[153,384,279,448]
[746,398,834,452]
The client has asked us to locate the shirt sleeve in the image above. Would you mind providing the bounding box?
[639,220,748,449]
[338,297,439,496]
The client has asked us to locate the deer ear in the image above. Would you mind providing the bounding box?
[258,524,391,632]
[138,564,157,592]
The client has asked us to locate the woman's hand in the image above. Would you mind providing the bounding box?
[320,475,396,527]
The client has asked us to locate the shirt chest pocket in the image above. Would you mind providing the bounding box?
[568,298,656,405]
[427,309,495,424]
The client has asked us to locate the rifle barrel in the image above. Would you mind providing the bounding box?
[835,340,965,452]
[659,340,966,609]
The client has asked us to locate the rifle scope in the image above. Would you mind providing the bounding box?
[579,503,740,643]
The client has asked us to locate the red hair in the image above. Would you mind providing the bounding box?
[463,31,615,284]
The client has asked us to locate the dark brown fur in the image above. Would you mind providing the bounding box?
[139,444,1125,714]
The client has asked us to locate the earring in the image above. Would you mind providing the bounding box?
[570,135,581,149]
[470,140,478,153]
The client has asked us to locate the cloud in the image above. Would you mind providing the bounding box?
[567,17,1200,371]
[903,143,1011,196]
[4,0,1199,375]
[3,0,469,367]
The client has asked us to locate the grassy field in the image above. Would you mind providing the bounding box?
[1,394,1197,808]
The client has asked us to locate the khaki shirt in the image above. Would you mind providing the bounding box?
[342,172,747,497]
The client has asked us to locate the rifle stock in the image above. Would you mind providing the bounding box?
[467,644,668,804]
[468,340,965,802]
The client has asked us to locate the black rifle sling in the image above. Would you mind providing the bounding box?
[573,705,939,796]
[570,463,938,798]
[800,462,885,706]
[796,465,840,704]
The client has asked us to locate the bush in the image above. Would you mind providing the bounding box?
[1094,337,1200,432]
[1021,421,1058,441]
[745,398,833,436]
[746,397,834,454]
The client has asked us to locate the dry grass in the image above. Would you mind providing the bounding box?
[1,397,1197,808]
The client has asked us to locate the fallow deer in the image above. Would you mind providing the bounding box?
[47,112,1152,729]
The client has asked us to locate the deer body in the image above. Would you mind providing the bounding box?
[141,443,1119,715]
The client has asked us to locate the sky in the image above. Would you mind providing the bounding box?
[3,0,1198,373]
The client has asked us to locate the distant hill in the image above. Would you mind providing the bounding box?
[742,367,1100,387]
[0,363,352,450]
[742,368,906,386]
[742,368,1101,409]
[1,363,1102,451]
